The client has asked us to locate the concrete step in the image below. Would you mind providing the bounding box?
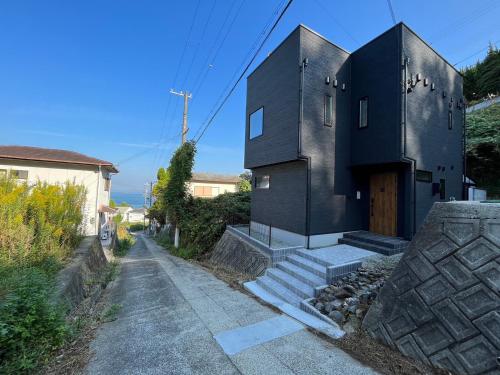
[255,276,303,306]
[295,249,333,267]
[287,255,327,278]
[276,261,325,287]
[343,231,408,250]
[338,238,405,256]
[266,268,315,299]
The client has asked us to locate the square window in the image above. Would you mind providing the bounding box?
[359,97,368,128]
[324,95,333,126]
[254,175,270,189]
[249,107,263,139]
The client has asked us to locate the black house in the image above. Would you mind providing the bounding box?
[244,23,464,248]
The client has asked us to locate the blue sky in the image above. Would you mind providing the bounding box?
[1,0,499,193]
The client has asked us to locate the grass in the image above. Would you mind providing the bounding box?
[101,304,122,322]
[113,225,136,257]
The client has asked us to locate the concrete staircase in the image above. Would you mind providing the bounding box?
[249,249,361,308]
[338,231,409,255]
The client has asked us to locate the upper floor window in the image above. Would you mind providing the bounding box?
[249,107,264,139]
[448,110,453,130]
[10,169,28,180]
[359,97,368,128]
[324,95,333,126]
[104,178,111,192]
[194,185,215,197]
[254,175,270,189]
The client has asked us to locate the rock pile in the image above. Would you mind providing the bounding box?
[309,265,394,333]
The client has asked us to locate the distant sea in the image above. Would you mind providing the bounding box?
[111,192,145,208]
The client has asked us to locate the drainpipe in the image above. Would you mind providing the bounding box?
[399,27,417,238]
[95,165,101,236]
[462,104,467,199]
[298,56,312,249]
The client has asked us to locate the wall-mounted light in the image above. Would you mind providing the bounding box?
[416,73,422,82]
[325,76,330,85]
[431,83,436,91]
[442,91,447,98]
[333,78,338,87]
[341,83,346,91]
[424,78,429,86]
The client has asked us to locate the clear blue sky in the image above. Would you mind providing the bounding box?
[1,0,499,193]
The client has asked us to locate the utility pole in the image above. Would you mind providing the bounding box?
[170,89,192,144]
[169,89,192,248]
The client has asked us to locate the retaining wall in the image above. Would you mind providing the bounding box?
[53,236,108,311]
[363,202,500,374]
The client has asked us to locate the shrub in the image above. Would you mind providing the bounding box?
[128,223,145,232]
[175,191,250,258]
[0,267,68,373]
[113,225,135,257]
[0,176,86,373]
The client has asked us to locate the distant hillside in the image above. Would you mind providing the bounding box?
[466,103,500,197]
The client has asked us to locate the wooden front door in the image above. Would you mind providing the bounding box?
[370,172,397,236]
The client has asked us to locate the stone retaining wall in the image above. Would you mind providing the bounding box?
[209,230,270,277]
[53,236,108,311]
[363,202,500,374]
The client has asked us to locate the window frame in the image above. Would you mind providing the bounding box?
[254,175,270,190]
[416,170,432,183]
[324,94,333,127]
[10,169,28,180]
[249,107,264,140]
[358,96,368,129]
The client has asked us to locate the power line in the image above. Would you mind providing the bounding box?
[312,0,360,45]
[153,0,202,169]
[386,0,397,25]
[453,39,499,66]
[191,0,247,101]
[194,0,295,143]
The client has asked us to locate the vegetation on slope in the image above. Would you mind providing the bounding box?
[462,44,500,102]
[0,176,86,373]
[466,103,500,198]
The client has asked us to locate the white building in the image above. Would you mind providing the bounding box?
[0,145,118,236]
[189,173,240,198]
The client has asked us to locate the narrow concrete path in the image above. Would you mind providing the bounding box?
[86,235,378,375]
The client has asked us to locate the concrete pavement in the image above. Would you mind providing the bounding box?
[85,234,378,375]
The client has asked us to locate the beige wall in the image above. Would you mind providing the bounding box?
[188,181,238,198]
[0,159,113,235]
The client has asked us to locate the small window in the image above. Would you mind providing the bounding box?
[194,185,214,197]
[10,170,28,180]
[324,95,333,126]
[104,178,111,192]
[439,179,446,200]
[448,110,453,130]
[416,170,432,183]
[254,175,270,189]
[249,107,264,139]
[359,97,368,128]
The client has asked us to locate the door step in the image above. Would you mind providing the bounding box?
[339,231,409,255]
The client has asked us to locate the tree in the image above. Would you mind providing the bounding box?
[237,171,252,192]
[462,44,500,102]
[163,141,196,246]
[118,201,130,207]
[109,199,117,208]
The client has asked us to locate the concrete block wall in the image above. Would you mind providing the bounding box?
[363,202,500,375]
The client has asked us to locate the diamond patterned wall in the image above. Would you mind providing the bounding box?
[363,202,500,374]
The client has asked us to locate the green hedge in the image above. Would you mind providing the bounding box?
[161,192,250,259]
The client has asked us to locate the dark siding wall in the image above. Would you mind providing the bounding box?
[299,27,363,235]
[350,27,401,166]
[244,29,301,169]
[402,26,464,230]
[251,161,308,235]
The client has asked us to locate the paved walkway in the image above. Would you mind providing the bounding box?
[86,235,378,375]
